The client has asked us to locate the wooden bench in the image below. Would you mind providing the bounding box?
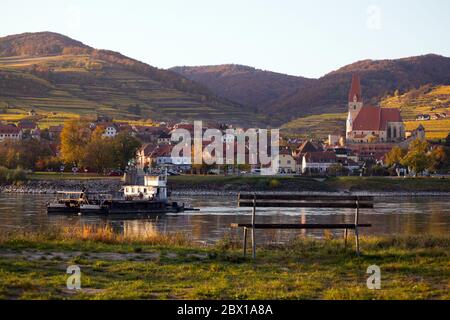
[231,193,373,258]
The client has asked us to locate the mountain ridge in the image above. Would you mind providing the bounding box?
[173,54,450,121]
[0,32,263,125]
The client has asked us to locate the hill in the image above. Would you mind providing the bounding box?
[170,64,314,117]
[276,54,450,120]
[173,55,450,122]
[0,32,263,125]
[282,85,450,140]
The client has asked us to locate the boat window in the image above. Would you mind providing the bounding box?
[131,188,135,193]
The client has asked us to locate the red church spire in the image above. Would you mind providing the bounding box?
[348,74,362,102]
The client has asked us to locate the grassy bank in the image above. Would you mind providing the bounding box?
[0,228,448,299]
[26,172,121,181]
[168,175,450,193]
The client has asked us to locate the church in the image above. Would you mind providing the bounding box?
[345,74,405,144]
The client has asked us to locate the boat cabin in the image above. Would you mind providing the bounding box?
[123,174,168,201]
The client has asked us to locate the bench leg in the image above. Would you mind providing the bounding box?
[243,227,248,257]
[251,227,256,259]
[344,228,348,248]
[355,227,360,256]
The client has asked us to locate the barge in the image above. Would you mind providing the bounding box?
[47,173,186,215]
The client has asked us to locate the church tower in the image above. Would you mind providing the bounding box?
[346,74,363,138]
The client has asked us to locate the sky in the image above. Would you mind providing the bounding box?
[1,0,449,78]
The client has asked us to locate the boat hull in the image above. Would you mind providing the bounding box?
[47,205,80,215]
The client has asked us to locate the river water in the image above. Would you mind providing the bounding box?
[0,194,448,244]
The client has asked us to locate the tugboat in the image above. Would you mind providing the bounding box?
[47,171,186,216]
[108,173,184,215]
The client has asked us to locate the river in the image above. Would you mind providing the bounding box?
[0,194,448,244]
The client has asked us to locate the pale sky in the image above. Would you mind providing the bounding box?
[2,0,449,78]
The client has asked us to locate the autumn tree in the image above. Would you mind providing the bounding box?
[429,146,448,173]
[60,119,91,166]
[384,146,407,167]
[0,139,53,170]
[401,140,432,175]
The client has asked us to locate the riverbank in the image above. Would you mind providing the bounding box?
[1,175,449,196]
[0,229,448,299]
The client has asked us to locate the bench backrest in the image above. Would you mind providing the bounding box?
[238,193,374,209]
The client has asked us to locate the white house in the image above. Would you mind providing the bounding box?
[302,152,337,174]
[0,124,23,142]
[102,123,118,138]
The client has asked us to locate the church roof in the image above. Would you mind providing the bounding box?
[348,74,362,102]
[352,106,402,131]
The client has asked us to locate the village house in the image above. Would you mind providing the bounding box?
[48,125,64,141]
[17,120,40,139]
[157,132,172,145]
[278,147,296,174]
[301,151,337,175]
[132,125,168,142]
[102,123,118,138]
[0,124,23,142]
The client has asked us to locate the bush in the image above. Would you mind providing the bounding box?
[0,166,27,184]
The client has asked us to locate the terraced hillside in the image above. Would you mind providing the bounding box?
[0,32,263,125]
[282,85,450,140]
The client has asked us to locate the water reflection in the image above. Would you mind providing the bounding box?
[0,194,448,244]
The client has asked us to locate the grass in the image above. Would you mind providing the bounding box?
[26,172,122,181]
[0,227,448,300]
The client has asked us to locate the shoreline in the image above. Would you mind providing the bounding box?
[1,178,450,197]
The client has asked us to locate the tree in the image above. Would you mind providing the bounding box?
[112,132,142,171]
[385,146,407,167]
[445,133,450,148]
[60,119,91,166]
[429,146,448,173]
[401,140,432,175]
[0,139,53,170]
[83,128,115,174]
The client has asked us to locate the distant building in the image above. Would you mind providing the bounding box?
[346,74,405,143]
[0,124,22,142]
[278,147,296,174]
[157,132,172,145]
[102,123,118,138]
[301,151,337,174]
[48,125,64,141]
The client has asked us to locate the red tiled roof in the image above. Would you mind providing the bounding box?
[0,124,21,134]
[304,152,336,163]
[352,106,402,131]
[48,125,64,133]
[150,145,173,158]
[348,74,362,102]
[18,120,37,130]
